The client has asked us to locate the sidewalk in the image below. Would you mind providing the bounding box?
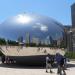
[0,61,75,75]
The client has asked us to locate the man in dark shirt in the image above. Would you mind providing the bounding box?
[55,53,66,75]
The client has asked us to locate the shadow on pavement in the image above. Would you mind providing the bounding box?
[0,62,45,69]
[0,61,75,69]
[67,63,75,68]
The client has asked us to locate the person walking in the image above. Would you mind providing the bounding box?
[46,54,53,73]
[55,53,66,75]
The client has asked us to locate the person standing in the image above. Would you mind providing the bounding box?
[1,55,5,63]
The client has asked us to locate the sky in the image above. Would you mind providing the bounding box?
[0,0,75,25]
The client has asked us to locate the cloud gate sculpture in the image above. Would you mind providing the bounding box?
[0,13,65,65]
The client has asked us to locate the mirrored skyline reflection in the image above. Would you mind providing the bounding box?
[0,13,64,42]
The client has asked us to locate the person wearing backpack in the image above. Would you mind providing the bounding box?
[46,54,53,73]
[55,53,66,75]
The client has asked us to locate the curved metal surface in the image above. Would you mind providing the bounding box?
[0,13,64,42]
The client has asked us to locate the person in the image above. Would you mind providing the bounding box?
[1,55,5,63]
[55,53,66,75]
[5,56,10,64]
[46,54,53,73]
[63,57,67,70]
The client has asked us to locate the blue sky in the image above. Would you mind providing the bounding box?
[0,0,75,25]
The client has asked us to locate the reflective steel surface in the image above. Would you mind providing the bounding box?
[0,13,64,44]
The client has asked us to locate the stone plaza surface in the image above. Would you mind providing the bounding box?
[0,61,75,75]
[1,46,65,56]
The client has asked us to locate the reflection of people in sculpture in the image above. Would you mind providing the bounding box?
[44,49,47,53]
[37,47,40,52]
[1,55,5,63]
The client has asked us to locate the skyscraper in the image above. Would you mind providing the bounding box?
[25,32,30,44]
[18,36,23,43]
[67,30,73,51]
[71,3,75,27]
[31,37,39,45]
[71,3,75,51]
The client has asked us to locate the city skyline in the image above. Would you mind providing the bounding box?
[0,0,75,25]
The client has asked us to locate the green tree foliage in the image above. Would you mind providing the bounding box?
[65,51,75,59]
[0,38,18,46]
[7,40,18,46]
[0,38,6,45]
[0,51,3,56]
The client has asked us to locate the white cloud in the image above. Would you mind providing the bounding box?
[33,23,48,32]
[40,25,48,31]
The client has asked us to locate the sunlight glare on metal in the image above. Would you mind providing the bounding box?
[16,14,32,24]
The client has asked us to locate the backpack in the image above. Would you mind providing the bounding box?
[48,59,51,63]
[47,57,54,64]
[60,57,64,66]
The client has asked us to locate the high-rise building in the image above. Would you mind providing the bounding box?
[25,32,30,44]
[71,3,75,27]
[18,36,23,43]
[67,30,73,51]
[71,29,75,50]
[70,3,75,51]
[31,37,39,45]
[44,36,51,45]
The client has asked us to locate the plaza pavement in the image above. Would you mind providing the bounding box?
[0,61,75,75]
[1,46,65,56]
